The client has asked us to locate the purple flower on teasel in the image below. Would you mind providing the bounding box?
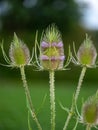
[41,41,49,48]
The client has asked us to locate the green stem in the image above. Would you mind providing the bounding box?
[72,119,79,130]
[20,66,42,130]
[63,66,87,130]
[86,125,91,130]
[49,70,55,130]
[74,66,87,102]
[63,104,74,130]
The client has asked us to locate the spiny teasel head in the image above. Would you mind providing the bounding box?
[77,35,97,67]
[9,33,30,67]
[81,93,98,126]
[1,33,31,68]
[39,24,65,71]
[77,34,97,67]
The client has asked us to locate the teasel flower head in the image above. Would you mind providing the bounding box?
[35,24,68,71]
[1,33,33,68]
[81,93,98,127]
[72,34,97,68]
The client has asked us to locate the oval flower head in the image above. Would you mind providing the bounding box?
[1,33,31,67]
[73,34,97,68]
[81,93,98,128]
[39,24,65,71]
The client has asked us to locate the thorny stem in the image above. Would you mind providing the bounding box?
[86,125,91,130]
[20,66,42,130]
[63,66,87,130]
[74,66,87,102]
[49,70,55,130]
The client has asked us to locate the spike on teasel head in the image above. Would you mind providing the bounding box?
[9,33,30,67]
[81,93,98,126]
[39,24,65,71]
[77,34,97,67]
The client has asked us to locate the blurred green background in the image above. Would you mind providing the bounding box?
[0,0,98,130]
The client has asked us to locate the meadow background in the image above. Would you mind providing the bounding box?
[0,0,98,130]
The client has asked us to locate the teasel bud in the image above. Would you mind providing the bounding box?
[77,34,97,67]
[9,33,30,67]
[1,33,31,68]
[40,24,65,70]
[81,94,98,126]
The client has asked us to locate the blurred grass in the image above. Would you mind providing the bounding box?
[0,80,97,130]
